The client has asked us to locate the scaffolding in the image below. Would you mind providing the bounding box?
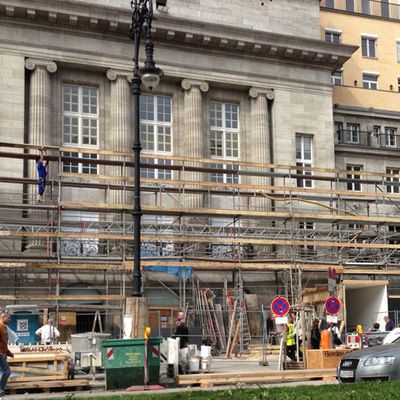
[1,141,400,342]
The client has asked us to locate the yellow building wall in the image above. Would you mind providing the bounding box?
[321,10,400,112]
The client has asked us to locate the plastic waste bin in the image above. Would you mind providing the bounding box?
[102,337,161,389]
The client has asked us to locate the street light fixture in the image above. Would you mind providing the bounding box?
[129,0,163,297]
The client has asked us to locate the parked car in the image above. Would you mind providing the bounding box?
[338,337,400,382]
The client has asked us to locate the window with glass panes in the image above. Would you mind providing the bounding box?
[62,85,98,174]
[346,164,362,191]
[325,31,341,43]
[386,168,400,194]
[209,102,239,183]
[346,123,360,144]
[296,135,312,188]
[331,70,342,85]
[361,37,376,58]
[140,94,172,180]
[383,127,397,148]
[363,73,378,90]
[334,122,343,142]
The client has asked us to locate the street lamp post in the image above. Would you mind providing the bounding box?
[129,0,163,297]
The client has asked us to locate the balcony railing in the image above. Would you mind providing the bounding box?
[321,0,400,20]
[336,129,400,150]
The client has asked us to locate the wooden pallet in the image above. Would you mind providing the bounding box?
[176,368,336,386]
[8,353,69,382]
[7,379,90,394]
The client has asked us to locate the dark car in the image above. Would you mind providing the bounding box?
[338,340,400,383]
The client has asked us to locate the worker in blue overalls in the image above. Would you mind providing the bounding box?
[36,147,48,202]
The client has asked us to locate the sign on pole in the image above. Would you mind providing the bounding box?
[324,295,341,316]
[271,296,290,317]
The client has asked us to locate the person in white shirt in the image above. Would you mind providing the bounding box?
[35,318,60,344]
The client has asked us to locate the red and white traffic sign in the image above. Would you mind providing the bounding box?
[324,296,341,315]
[271,296,290,317]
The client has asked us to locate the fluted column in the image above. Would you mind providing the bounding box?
[181,79,209,209]
[107,69,133,205]
[248,87,274,210]
[25,58,57,252]
[25,59,57,148]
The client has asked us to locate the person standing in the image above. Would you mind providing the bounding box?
[173,317,189,349]
[0,312,14,398]
[36,147,49,202]
[286,318,296,361]
[310,319,321,349]
[35,318,60,345]
[384,316,395,332]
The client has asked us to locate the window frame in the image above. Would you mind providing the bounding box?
[386,168,400,194]
[362,73,378,90]
[331,70,343,86]
[139,94,173,180]
[325,30,341,44]
[346,123,360,144]
[62,84,99,175]
[346,164,363,191]
[361,36,376,58]
[383,127,397,148]
[296,135,313,188]
[209,101,240,184]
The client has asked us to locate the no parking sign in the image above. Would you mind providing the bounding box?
[324,296,341,315]
[271,296,290,317]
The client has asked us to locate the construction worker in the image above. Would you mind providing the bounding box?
[36,146,49,202]
[35,318,60,345]
[173,316,189,349]
[0,312,14,398]
[286,317,296,361]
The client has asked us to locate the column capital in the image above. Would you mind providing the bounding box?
[249,87,274,100]
[181,79,209,92]
[106,69,133,82]
[25,58,57,73]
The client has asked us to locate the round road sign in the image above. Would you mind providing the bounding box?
[271,296,290,317]
[324,296,341,315]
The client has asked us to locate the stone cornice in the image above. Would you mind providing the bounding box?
[106,69,133,82]
[181,79,209,92]
[0,0,357,70]
[25,58,57,73]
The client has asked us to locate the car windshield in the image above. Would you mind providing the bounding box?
[392,336,400,344]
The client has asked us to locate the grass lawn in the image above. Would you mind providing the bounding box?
[67,381,400,400]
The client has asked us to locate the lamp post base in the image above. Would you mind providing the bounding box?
[125,296,149,338]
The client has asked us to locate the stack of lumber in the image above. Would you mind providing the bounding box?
[176,368,336,386]
[6,352,90,394]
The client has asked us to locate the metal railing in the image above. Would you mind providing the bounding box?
[321,0,400,20]
[336,129,400,150]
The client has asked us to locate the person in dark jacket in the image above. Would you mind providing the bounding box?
[384,316,395,331]
[173,317,189,349]
[310,319,321,349]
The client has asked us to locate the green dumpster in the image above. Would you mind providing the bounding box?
[102,338,161,390]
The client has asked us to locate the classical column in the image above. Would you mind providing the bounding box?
[247,87,274,259]
[25,58,57,252]
[248,87,274,208]
[106,69,133,205]
[25,59,57,147]
[181,79,209,209]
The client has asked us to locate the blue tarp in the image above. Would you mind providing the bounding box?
[144,265,193,281]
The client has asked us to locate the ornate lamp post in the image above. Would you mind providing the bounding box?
[129,0,163,297]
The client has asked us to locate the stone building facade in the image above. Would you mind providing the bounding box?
[0,0,355,332]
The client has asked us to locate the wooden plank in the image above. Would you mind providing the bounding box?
[3,230,400,250]
[60,202,400,226]
[0,295,125,301]
[343,279,389,287]
[176,368,336,385]
[8,378,89,389]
